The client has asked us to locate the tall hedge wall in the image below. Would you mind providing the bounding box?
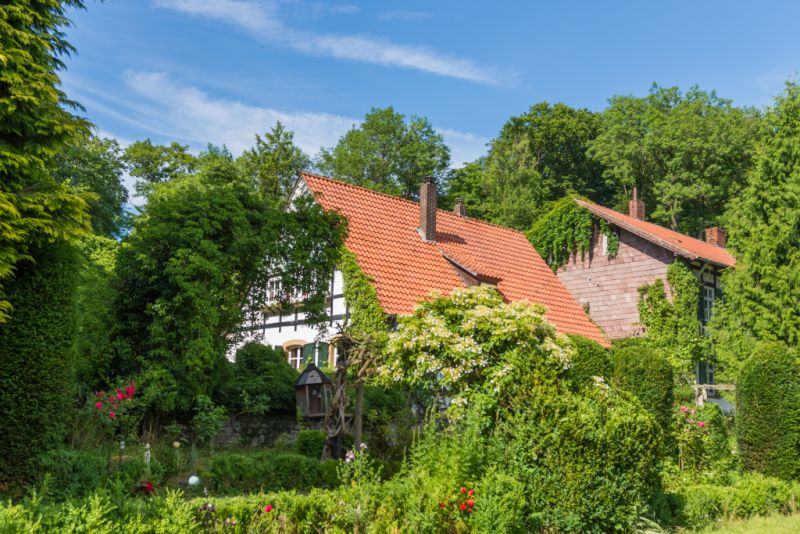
[737,342,800,480]
[611,340,674,438]
[0,243,79,484]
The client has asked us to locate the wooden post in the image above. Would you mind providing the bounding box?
[354,381,364,448]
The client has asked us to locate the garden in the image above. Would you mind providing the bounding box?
[3,285,800,533]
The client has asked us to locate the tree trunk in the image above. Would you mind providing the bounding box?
[353,381,364,448]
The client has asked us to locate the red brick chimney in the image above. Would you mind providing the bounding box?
[629,186,645,220]
[705,227,727,247]
[419,176,437,242]
[453,197,466,217]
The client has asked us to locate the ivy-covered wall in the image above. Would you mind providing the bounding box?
[638,261,708,381]
[527,196,618,270]
[338,249,387,340]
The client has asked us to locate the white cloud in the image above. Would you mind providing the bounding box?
[378,10,432,22]
[123,71,358,155]
[438,128,489,167]
[154,0,503,85]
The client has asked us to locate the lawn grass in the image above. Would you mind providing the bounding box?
[693,513,800,533]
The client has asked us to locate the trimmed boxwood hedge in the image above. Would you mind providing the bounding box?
[611,339,674,439]
[737,342,800,480]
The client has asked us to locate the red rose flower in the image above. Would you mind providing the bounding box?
[468,508,473,513]
[95,401,103,410]
[459,487,466,494]
[467,489,475,496]
[264,504,273,513]
[459,503,466,511]
[466,499,474,507]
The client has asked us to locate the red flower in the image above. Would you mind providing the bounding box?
[439,502,446,509]
[459,487,466,494]
[95,401,103,410]
[109,411,115,418]
[141,481,154,494]
[116,390,124,400]
[126,384,135,398]
[459,503,466,511]
[468,508,473,513]
[264,504,273,513]
[466,499,474,507]
[467,489,475,496]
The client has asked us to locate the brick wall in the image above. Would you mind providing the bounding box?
[557,227,675,339]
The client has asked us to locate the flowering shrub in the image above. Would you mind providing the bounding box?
[382,286,574,413]
[437,485,477,520]
[338,443,379,489]
[93,382,136,421]
[675,404,711,470]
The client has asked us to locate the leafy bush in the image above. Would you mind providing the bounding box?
[192,395,227,447]
[611,340,674,439]
[206,451,339,494]
[220,342,298,415]
[495,386,662,532]
[295,429,326,458]
[38,449,109,501]
[566,334,611,391]
[737,342,800,480]
[676,474,798,529]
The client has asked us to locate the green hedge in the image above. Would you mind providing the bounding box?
[0,244,79,485]
[566,334,611,391]
[737,342,800,480]
[294,430,327,458]
[205,451,339,494]
[611,340,674,439]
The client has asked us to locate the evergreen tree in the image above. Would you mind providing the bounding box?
[711,82,800,369]
[0,1,92,321]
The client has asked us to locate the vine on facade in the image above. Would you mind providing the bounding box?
[638,261,708,381]
[527,196,619,270]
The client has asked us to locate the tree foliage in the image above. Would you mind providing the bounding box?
[0,1,92,321]
[51,135,130,237]
[736,342,800,480]
[237,122,311,201]
[317,107,450,200]
[448,102,608,230]
[589,84,760,235]
[122,139,197,198]
[710,82,800,369]
[111,149,345,407]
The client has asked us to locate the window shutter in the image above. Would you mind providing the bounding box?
[303,343,315,365]
[317,342,329,367]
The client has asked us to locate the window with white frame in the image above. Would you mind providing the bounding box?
[702,286,715,323]
[287,345,304,369]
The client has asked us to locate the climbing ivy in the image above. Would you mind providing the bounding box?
[527,196,618,270]
[339,249,387,341]
[638,261,708,381]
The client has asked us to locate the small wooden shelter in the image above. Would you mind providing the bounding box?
[295,363,332,418]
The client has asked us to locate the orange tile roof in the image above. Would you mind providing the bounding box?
[575,199,736,268]
[301,172,609,346]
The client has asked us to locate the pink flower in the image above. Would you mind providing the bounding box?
[697,421,706,428]
[679,406,689,413]
[116,391,124,400]
[109,411,116,418]
[95,401,103,410]
[263,504,273,513]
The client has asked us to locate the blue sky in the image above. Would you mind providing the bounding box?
[63,0,800,184]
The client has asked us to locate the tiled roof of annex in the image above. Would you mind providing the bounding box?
[575,199,736,268]
[301,172,609,346]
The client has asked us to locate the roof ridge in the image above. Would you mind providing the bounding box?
[301,171,527,239]
[576,198,714,248]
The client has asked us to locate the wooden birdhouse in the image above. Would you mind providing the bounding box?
[295,363,332,419]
